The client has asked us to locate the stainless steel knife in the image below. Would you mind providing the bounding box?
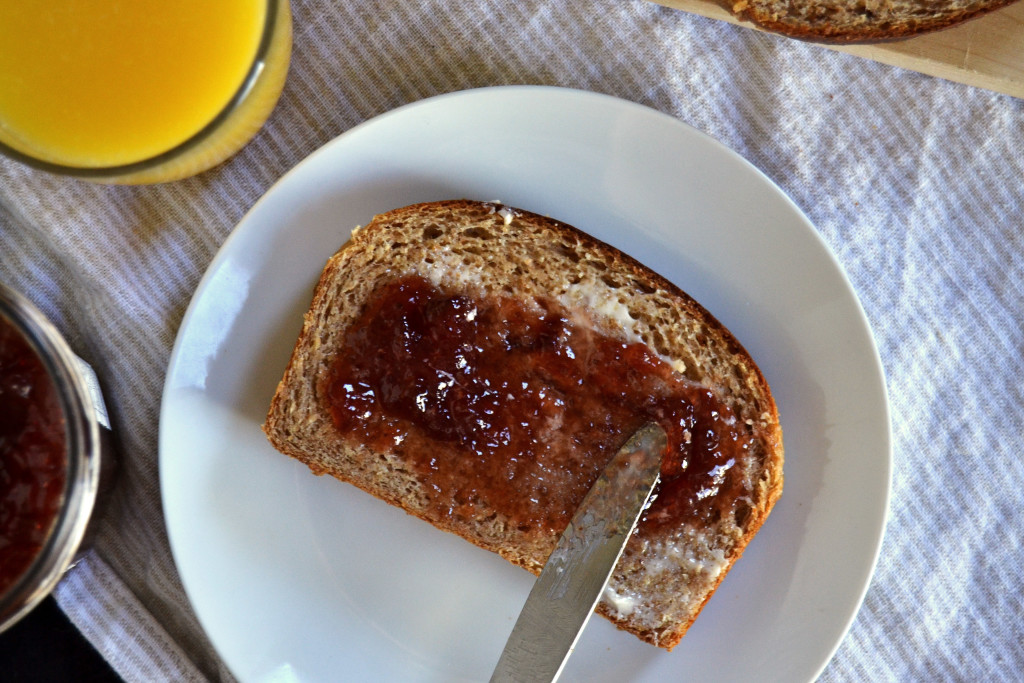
[489,422,667,683]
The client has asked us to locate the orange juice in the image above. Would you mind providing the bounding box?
[0,0,291,182]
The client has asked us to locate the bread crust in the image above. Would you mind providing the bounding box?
[726,0,1019,43]
[264,200,784,650]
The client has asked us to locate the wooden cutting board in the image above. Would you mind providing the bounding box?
[652,0,1024,99]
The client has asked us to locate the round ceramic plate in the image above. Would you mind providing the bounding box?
[160,86,891,682]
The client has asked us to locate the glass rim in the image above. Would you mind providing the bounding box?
[0,0,281,179]
[0,284,102,633]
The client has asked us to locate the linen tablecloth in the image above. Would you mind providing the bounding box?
[2,0,1022,679]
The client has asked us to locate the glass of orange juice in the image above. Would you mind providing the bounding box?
[0,0,291,184]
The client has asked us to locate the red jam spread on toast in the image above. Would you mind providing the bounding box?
[326,275,749,535]
[0,317,67,594]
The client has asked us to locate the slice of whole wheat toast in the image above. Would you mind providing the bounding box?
[263,199,783,649]
[728,0,1019,42]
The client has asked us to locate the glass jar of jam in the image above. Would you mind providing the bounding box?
[0,284,112,633]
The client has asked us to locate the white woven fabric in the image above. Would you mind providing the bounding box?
[1,0,1022,679]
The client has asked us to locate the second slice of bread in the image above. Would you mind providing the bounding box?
[729,0,1018,42]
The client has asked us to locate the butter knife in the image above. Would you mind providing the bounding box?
[489,422,667,683]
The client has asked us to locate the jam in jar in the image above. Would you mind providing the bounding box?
[0,315,67,595]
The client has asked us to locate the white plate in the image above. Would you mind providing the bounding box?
[160,86,891,683]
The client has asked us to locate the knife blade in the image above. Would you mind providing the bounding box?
[489,422,667,683]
